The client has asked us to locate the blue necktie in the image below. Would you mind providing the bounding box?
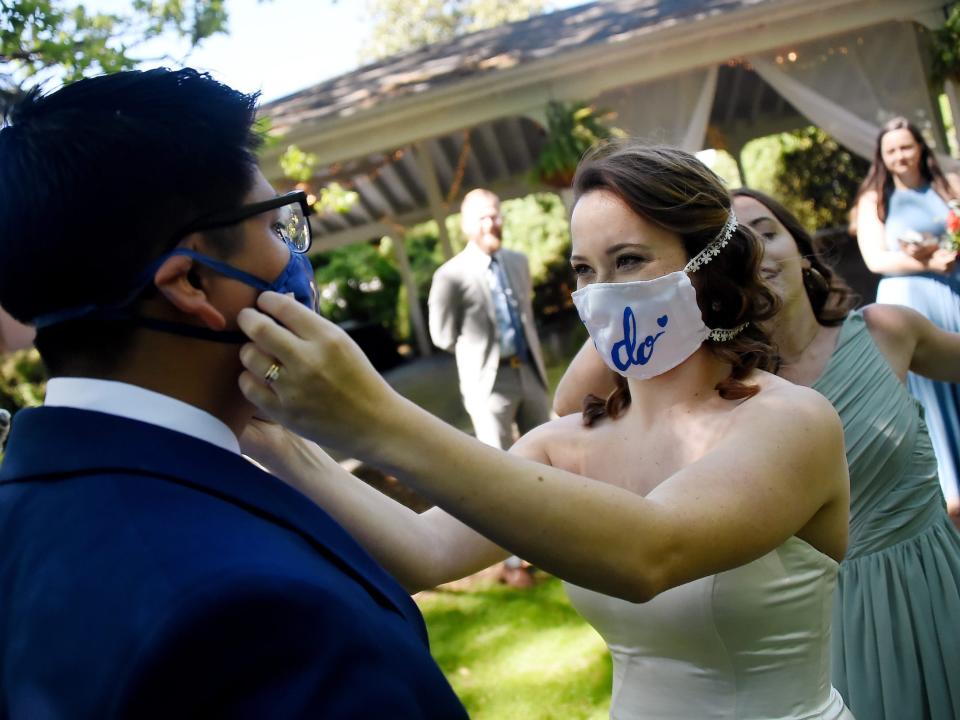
[490,255,528,360]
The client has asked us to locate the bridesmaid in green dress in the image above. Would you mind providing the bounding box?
[554,188,960,720]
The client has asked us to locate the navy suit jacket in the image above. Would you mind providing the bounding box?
[0,407,467,719]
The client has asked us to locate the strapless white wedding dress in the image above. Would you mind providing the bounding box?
[564,537,855,719]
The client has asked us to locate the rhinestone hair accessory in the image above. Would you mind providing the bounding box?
[707,321,750,343]
[683,208,739,274]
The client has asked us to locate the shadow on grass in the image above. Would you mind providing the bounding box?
[418,576,612,719]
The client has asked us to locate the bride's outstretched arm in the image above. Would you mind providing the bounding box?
[242,420,508,593]
[237,293,847,603]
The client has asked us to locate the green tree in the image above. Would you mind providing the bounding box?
[359,0,550,61]
[314,192,571,346]
[0,0,237,111]
[500,192,572,317]
[930,2,960,87]
[0,348,45,414]
[533,100,623,188]
[313,241,403,329]
[742,127,868,231]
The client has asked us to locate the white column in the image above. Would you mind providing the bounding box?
[413,141,455,260]
[945,80,960,157]
[388,232,431,357]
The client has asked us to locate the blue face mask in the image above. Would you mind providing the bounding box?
[31,246,319,343]
[168,247,318,314]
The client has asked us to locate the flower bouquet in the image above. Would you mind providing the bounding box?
[945,200,960,252]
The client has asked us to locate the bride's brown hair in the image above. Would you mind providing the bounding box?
[574,142,780,426]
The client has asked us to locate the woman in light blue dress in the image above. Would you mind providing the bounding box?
[855,117,960,515]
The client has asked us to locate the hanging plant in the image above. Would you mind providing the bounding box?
[532,100,624,188]
[931,3,960,86]
[279,144,358,215]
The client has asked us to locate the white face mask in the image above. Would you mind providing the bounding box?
[571,210,747,381]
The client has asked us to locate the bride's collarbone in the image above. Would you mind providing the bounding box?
[575,410,734,493]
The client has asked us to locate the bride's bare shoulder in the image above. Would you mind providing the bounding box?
[739,370,840,429]
[510,412,595,463]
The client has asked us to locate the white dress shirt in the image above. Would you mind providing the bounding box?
[44,377,240,454]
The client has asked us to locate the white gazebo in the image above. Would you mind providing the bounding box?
[259,0,956,355]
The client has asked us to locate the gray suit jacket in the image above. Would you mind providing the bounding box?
[428,244,548,405]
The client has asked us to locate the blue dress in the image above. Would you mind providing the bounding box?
[875,185,960,506]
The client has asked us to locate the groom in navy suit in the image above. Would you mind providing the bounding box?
[0,69,466,718]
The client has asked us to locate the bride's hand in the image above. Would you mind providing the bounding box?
[241,416,348,497]
[236,292,404,457]
[240,417,300,475]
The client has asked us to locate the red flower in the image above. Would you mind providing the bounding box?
[948,209,960,234]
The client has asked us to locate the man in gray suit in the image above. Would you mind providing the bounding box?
[428,188,551,451]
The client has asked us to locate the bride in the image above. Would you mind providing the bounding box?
[237,142,854,719]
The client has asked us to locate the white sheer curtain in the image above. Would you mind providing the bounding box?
[747,22,947,161]
[593,65,718,152]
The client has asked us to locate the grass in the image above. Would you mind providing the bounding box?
[416,572,612,719]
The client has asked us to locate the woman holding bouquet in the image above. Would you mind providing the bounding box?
[855,116,960,514]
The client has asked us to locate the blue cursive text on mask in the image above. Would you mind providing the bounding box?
[610,307,668,371]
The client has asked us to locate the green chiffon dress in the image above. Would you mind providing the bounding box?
[814,311,960,719]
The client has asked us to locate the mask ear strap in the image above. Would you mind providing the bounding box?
[683,209,739,274]
[168,248,274,292]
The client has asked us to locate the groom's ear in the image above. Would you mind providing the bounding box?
[153,254,228,330]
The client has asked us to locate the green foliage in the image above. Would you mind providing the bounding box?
[501,192,573,318]
[533,101,623,188]
[940,92,959,158]
[0,0,234,107]
[279,143,317,183]
[0,348,46,415]
[252,116,284,151]
[310,192,572,344]
[278,144,359,214]
[313,241,402,329]
[316,181,359,215]
[740,134,781,191]
[742,127,868,231]
[360,0,549,61]
[697,149,742,189]
[501,193,569,283]
[418,575,611,719]
[931,3,960,87]
[388,221,447,340]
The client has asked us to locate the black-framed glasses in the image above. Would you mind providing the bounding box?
[178,190,313,253]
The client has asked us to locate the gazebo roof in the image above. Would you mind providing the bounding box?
[256,0,943,253]
[262,0,761,136]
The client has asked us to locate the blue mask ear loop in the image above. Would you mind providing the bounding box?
[29,246,292,343]
[128,247,277,343]
[166,248,275,292]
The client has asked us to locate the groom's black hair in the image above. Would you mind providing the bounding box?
[0,68,262,374]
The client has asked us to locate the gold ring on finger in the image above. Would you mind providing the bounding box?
[263,362,282,385]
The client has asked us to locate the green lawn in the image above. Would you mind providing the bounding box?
[417,573,612,719]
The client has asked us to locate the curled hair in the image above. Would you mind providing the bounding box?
[731,188,856,325]
[575,142,780,427]
[856,117,958,222]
